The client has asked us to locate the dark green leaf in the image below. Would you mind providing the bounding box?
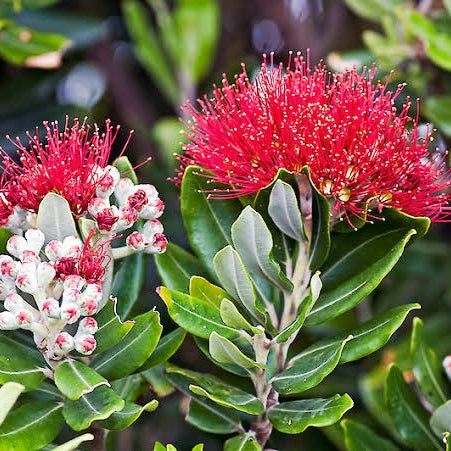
[91,310,162,380]
[181,166,242,280]
[142,365,176,398]
[385,365,442,450]
[430,400,451,437]
[112,252,146,319]
[111,374,148,402]
[342,419,400,451]
[425,96,451,137]
[113,156,138,184]
[268,394,353,433]
[224,434,262,451]
[154,243,207,292]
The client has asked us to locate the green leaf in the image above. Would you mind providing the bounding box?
[37,193,77,243]
[385,365,442,450]
[138,327,186,371]
[306,209,428,325]
[268,179,304,241]
[209,332,265,370]
[98,399,158,431]
[232,205,293,295]
[167,371,243,434]
[155,243,207,292]
[0,22,69,68]
[0,401,64,451]
[220,298,260,334]
[142,365,175,397]
[213,245,265,324]
[342,419,400,451]
[111,252,146,319]
[430,400,451,437]
[63,385,124,431]
[268,394,354,433]
[152,117,187,169]
[52,434,94,451]
[0,228,12,254]
[166,365,264,415]
[425,33,451,71]
[113,155,138,184]
[181,166,243,281]
[343,0,402,21]
[337,303,421,363]
[224,434,262,451]
[411,317,449,409]
[189,276,228,308]
[93,298,134,354]
[122,0,179,105]
[0,382,24,426]
[20,381,63,404]
[273,338,350,395]
[111,374,147,402]
[159,286,239,340]
[91,310,162,380]
[54,360,109,400]
[424,96,451,137]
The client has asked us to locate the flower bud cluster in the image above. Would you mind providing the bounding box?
[87,166,167,254]
[0,229,103,359]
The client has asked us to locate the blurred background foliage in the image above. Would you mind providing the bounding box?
[1,0,451,449]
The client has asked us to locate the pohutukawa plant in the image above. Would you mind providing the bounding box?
[155,52,451,449]
[0,117,173,450]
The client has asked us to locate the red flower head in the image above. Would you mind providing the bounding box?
[178,52,451,223]
[1,117,132,216]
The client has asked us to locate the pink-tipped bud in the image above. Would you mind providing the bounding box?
[96,165,120,198]
[126,232,148,251]
[143,219,164,236]
[117,206,138,231]
[21,250,39,264]
[4,293,25,313]
[15,310,33,329]
[78,317,98,334]
[45,240,63,261]
[24,228,45,254]
[114,177,134,206]
[83,284,103,302]
[0,311,19,330]
[7,235,28,259]
[444,355,451,381]
[0,255,18,279]
[148,233,167,254]
[79,297,98,316]
[141,197,164,220]
[88,196,109,216]
[62,287,82,305]
[74,334,96,355]
[53,332,74,356]
[60,302,80,324]
[63,275,85,291]
[16,263,38,294]
[42,298,60,318]
[37,262,56,288]
[62,236,83,258]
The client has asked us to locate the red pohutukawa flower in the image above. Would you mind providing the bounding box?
[178,53,451,222]
[0,117,131,217]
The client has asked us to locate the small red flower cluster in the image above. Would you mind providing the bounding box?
[178,53,451,222]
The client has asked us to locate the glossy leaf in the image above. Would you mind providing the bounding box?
[189,276,228,308]
[268,394,354,433]
[142,365,176,398]
[411,317,449,409]
[54,360,109,400]
[224,434,262,451]
[220,298,260,334]
[52,434,94,451]
[113,155,138,184]
[232,205,293,295]
[273,338,350,394]
[306,209,428,325]
[99,399,158,430]
[94,298,134,353]
[63,385,125,431]
[159,286,239,340]
[430,400,451,437]
[0,401,64,451]
[342,419,400,451]
[181,166,242,280]
[385,365,442,450]
[91,310,162,380]
[112,252,146,319]
[0,382,24,426]
[138,327,186,371]
[213,245,265,324]
[155,243,207,292]
[209,332,265,370]
[337,303,420,363]
[111,374,147,402]
[425,96,451,137]
[167,365,263,414]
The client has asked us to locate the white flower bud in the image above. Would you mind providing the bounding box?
[60,302,80,324]
[25,228,45,254]
[20,250,39,264]
[140,197,164,220]
[114,177,134,206]
[63,275,85,291]
[96,165,120,198]
[444,355,451,381]
[146,233,167,255]
[74,334,96,355]
[45,240,63,261]
[88,196,110,216]
[4,293,25,313]
[62,287,82,305]
[126,232,148,251]
[62,236,83,258]
[77,317,98,334]
[15,310,33,329]
[41,298,60,318]
[0,311,19,330]
[83,284,102,303]
[16,262,38,294]
[7,235,28,259]
[142,219,164,236]
[0,255,18,279]
[37,262,56,288]
[53,332,74,356]
[79,296,98,316]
